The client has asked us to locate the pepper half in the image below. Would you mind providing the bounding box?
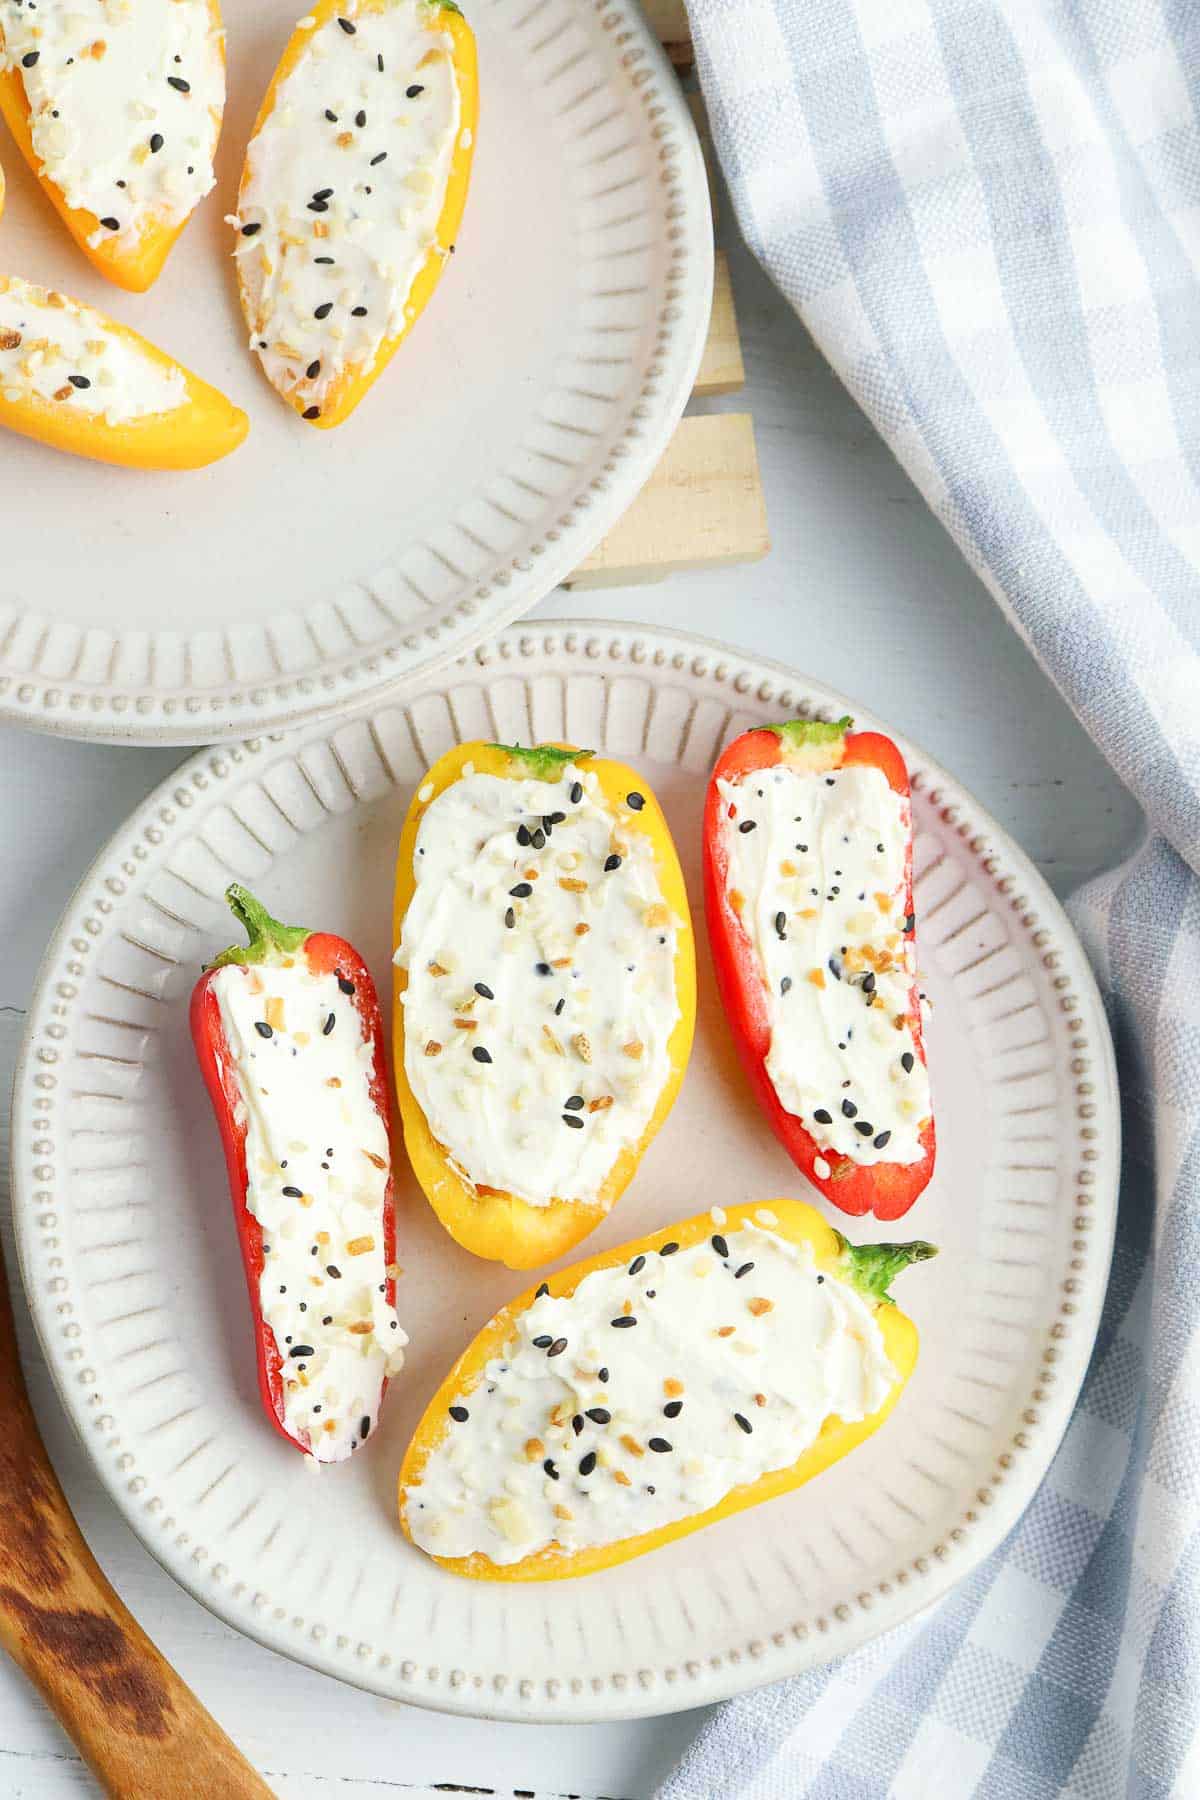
[0,0,226,292]
[0,275,248,470]
[191,885,400,1460]
[392,740,696,1269]
[235,0,477,429]
[397,1197,934,1580]
[703,718,935,1220]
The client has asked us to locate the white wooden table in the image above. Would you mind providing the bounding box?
[0,231,1143,1798]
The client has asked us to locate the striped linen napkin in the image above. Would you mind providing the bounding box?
[659,3,1200,1795]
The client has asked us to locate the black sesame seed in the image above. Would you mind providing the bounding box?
[628,1254,646,1276]
[254,1020,273,1039]
[543,1458,559,1479]
[355,108,367,126]
[648,1437,672,1453]
[780,976,793,996]
[338,16,356,32]
[738,819,757,833]
[562,1113,584,1129]
[733,1413,753,1434]
[370,151,387,165]
[448,1405,469,1422]
[516,822,533,847]
[604,854,622,872]
[303,405,321,419]
[904,912,916,932]
[813,1108,832,1124]
[68,375,90,390]
[627,792,645,810]
[282,1185,303,1198]
[659,1241,679,1257]
[323,1314,333,1324]
[313,187,334,201]
[326,109,339,122]
[874,1130,892,1149]
[504,907,516,929]
[289,1344,314,1358]
[564,1095,585,1111]
[530,828,546,849]
[326,1264,342,1278]
[474,981,494,999]
[337,975,355,995]
[554,998,565,1015]
[598,1367,609,1382]
[378,52,385,69]
[314,301,334,319]
[351,305,368,317]
[901,1051,915,1073]
[532,1335,553,1349]
[406,82,424,96]
[862,972,877,995]
[711,1234,729,1260]
[572,1413,584,1436]
[854,1120,874,1137]
[663,1400,683,1419]
[842,1098,857,1118]
[570,782,583,804]
[547,1337,568,1357]
[586,1408,611,1425]
[579,1451,598,1476]
[817,1275,825,1285]
[509,882,532,898]
[535,962,551,975]
[100,216,120,231]
[610,1315,637,1328]
[775,911,787,939]
[360,1415,371,1440]
[21,51,39,67]
[472,1046,492,1064]
[167,75,190,92]
[733,1262,754,1279]
[535,1282,549,1298]
[308,199,330,213]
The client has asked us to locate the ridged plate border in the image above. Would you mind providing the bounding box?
[0,0,712,747]
[11,622,1119,1722]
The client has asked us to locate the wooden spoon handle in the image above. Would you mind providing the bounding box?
[0,1261,274,1798]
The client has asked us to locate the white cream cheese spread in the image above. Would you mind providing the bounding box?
[234,0,460,417]
[402,1223,896,1564]
[212,957,407,1463]
[717,762,931,1165]
[0,277,186,421]
[0,0,224,251]
[395,763,681,1209]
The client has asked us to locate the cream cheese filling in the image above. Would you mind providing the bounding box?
[395,764,681,1208]
[234,0,460,415]
[402,1222,896,1565]
[717,761,931,1166]
[0,278,186,422]
[213,957,407,1463]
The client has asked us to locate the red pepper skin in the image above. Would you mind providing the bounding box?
[190,886,396,1456]
[703,719,935,1221]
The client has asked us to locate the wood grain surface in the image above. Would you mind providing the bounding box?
[0,1249,274,1799]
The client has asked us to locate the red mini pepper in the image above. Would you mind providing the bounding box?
[191,885,400,1459]
[703,718,935,1220]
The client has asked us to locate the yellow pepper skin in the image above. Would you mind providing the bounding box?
[238,0,477,430]
[0,278,248,470]
[398,1197,935,1580]
[392,741,696,1269]
[0,0,226,293]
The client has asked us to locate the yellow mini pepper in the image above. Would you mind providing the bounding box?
[397,1197,935,1580]
[392,740,696,1269]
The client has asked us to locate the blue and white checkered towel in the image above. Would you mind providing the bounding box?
[660,3,1200,1795]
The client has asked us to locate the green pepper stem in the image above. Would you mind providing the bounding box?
[489,743,595,780]
[834,1233,937,1305]
[205,884,311,971]
[764,715,853,750]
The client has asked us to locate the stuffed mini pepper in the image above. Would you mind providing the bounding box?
[393,742,695,1269]
[398,1198,934,1579]
[704,717,935,1220]
[192,886,406,1463]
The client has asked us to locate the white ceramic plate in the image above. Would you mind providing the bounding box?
[12,623,1118,1722]
[0,4,710,746]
